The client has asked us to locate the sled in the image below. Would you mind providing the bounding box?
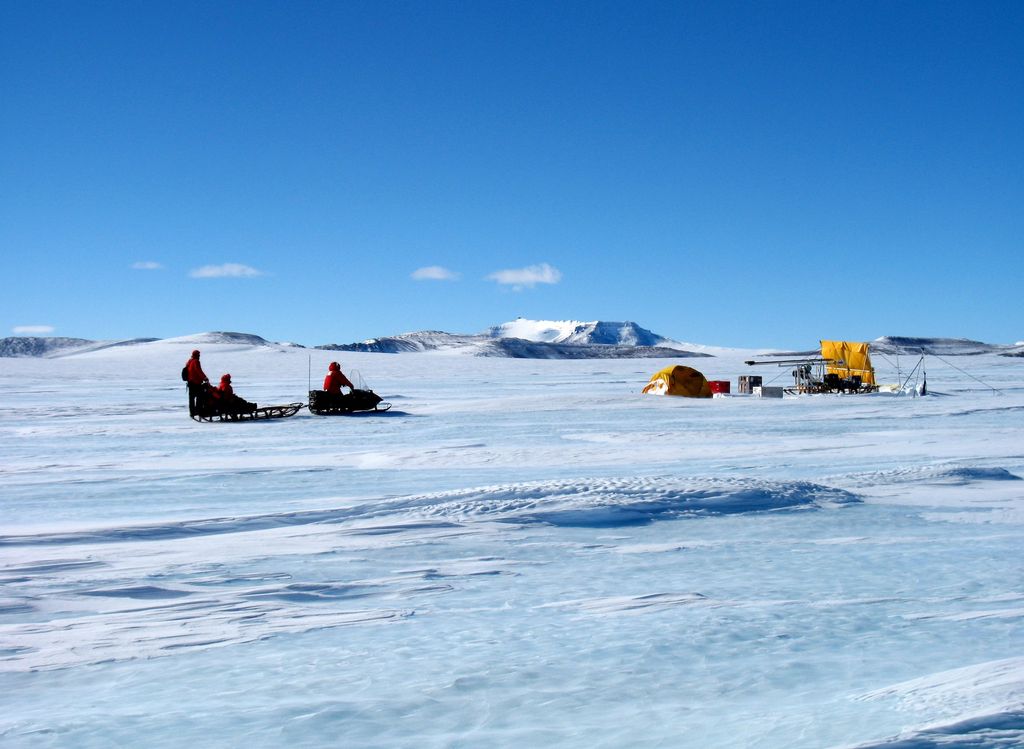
[307,389,392,415]
[192,403,304,422]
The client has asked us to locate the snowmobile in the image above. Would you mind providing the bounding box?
[307,366,392,415]
[307,388,391,415]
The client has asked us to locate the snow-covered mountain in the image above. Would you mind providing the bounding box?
[482,319,582,343]
[319,332,706,359]
[483,319,672,347]
[318,319,712,358]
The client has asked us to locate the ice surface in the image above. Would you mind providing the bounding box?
[1,343,1022,747]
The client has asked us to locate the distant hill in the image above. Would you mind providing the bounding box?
[756,337,1023,360]
[872,336,993,355]
[0,332,300,358]
[318,319,712,359]
[872,336,1019,356]
[158,332,289,347]
[2,327,1018,359]
[0,337,96,357]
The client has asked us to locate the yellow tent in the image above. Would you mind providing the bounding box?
[642,365,713,398]
[820,340,876,386]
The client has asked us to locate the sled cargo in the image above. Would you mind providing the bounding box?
[192,403,304,422]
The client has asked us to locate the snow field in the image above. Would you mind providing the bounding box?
[1,342,1022,747]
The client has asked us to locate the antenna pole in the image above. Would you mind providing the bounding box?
[899,355,925,392]
[308,355,311,393]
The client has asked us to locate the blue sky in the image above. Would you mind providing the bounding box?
[2,1,1021,348]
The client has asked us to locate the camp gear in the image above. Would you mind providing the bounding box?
[641,365,713,398]
[191,402,303,422]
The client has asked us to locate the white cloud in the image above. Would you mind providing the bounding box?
[486,262,562,290]
[411,265,460,281]
[189,263,265,279]
[132,261,164,270]
[13,325,55,335]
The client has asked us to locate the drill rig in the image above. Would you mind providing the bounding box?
[744,340,879,395]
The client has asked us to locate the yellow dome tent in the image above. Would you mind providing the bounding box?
[642,365,713,398]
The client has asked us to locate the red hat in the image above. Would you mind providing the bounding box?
[220,373,231,382]
[329,362,340,371]
[192,350,201,358]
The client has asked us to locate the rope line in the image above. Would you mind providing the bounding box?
[925,351,1002,394]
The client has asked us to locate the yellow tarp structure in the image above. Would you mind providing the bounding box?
[642,365,713,398]
[820,340,876,386]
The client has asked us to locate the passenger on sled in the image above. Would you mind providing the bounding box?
[206,373,257,415]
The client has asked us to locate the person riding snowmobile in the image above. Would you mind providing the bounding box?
[322,362,355,408]
[308,361,385,414]
[324,362,355,393]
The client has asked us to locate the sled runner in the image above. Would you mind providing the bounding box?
[192,403,304,422]
[307,389,392,415]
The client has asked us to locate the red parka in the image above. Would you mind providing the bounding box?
[324,362,354,393]
[185,351,208,385]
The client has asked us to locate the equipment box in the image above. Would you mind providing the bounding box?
[738,375,762,394]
